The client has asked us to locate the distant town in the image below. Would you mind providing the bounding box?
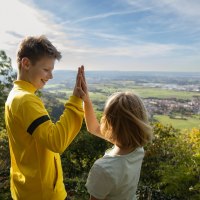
[144,96,200,118]
[141,83,200,92]
[139,82,200,117]
[44,70,200,127]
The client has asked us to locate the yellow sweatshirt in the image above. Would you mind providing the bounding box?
[5,80,84,200]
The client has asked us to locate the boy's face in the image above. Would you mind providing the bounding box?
[26,57,55,89]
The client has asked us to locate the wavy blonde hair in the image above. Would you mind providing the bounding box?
[100,92,153,149]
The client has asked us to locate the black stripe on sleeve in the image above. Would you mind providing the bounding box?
[27,115,50,135]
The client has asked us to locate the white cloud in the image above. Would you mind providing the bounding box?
[0,0,199,72]
[57,41,195,72]
[61,7,153,25]
[0,0,68,68]
[162,0,200,18]
[125,0,200,21]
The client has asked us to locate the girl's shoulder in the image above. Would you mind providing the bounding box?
[104,146,144,158]
[93,147,144,172]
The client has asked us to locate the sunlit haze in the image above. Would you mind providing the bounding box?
[0,0,200,72]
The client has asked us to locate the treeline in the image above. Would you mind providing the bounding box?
[0,51,200,199]
[1,117,200,199]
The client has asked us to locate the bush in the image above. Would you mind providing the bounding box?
[139,124,200,199]
[0,130,11,199]
[1,120,199,199]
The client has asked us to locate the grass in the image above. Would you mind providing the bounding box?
[89,92,107,101]
[132,87,200,99]
[44,84,200,130]
[56,98,66,104]
[45,83,200,100]
[88,85,200,100]
[44,84,64,89]
[89,87,200,100]
[154,115,200,130]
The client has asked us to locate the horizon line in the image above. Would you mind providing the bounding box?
[52,69,200,73]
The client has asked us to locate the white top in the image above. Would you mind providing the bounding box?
[85,146,144,200]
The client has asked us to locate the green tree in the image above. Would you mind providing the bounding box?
[0,50,16,130]
[0,129,11,200]
[158,128,200,199]
[0,50,16,199]
[61,120,112,199]
[138,123,200,200]
[140,123,179,186]
[138,123,179,199]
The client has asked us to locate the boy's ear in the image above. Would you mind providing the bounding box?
[21,57,30,70]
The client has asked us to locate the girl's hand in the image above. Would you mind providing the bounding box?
[73,67,83,98]
[80,65,90,102]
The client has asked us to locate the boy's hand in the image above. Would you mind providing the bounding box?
[73,65,89,101]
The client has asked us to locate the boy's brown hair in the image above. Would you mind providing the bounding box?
[17,35,61,68]
[100,92,153,149]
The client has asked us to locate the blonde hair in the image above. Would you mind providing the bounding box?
[100,92,153,149]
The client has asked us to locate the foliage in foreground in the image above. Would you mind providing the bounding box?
[0,130,11,200]
[0,50,16,131]
[140,123,200,199]
[0,123,200,199]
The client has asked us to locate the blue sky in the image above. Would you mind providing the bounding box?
[0,0,200,72]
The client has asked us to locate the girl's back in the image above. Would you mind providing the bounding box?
[86,147,144,200]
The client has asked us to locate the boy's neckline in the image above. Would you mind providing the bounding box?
[14,80,37,93]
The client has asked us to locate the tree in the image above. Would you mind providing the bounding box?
[138,123,200,200]
[61,118,112,199]
[0,50,16,130]
[158,128,200,199]
[0,129,11,200]
[0,50,16,199]
[138,123,179,199]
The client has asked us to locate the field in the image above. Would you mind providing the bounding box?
[44,76,200,131]
[45,83,200,100]
[132,87,199,99]
[154,115,200,130]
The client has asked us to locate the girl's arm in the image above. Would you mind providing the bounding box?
[80,66,108,140]
[84,98,106,139]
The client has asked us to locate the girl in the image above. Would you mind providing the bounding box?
[80,68,153,200]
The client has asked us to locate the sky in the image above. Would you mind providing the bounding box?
[0,0,200,72]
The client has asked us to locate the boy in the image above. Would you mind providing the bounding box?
[5,35,85,200]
